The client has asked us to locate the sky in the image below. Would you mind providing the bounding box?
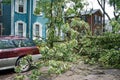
[65,0,114,20]
[87,0,114,19]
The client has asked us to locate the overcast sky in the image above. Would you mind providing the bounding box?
[87,0,114,20]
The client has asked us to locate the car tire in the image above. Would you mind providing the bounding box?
[16,57,31,72]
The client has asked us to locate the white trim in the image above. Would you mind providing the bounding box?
[33,22,42,40]
[15,0,18,12]
[15,21,26,37]
[55,27,64,40]
[15,0,27,14]
[55,27,59,36]
[24,0,27,13]
[29,0,32,38]
[94,15,98,24]
[11,0,14,35]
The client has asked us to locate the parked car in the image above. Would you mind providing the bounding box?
[0,36,42,72]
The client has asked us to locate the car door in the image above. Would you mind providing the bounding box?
[0,39,16,68]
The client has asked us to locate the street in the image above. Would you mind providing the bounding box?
[0,61,120,80]
[0,69,15,80]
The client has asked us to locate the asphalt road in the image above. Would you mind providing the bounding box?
[0,69,15,80]
[0,63,120,80]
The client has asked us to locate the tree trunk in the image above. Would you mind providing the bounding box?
[49,0,54,48]
[97,0,111,21]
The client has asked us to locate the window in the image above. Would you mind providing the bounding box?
[18,0,24,12]
[0,2,2,15]
[18,23,23,36]
[94,15,98,24]
[15,21,26,37]
[15,0,27,13]
[55,27,64,40]
[81,16,87,22]
[35,24,40,36]
[0,40,15,49]
[13,39,35,47]
[33,0,42,16]
[98,16,101,24]
[33,22,42,40]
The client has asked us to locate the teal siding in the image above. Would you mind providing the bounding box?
[0,4,11,35]
[31,15,48,39]
[0,0,48,40]
[31,0,48,39]
[14,0,48,39]
[30,0,48,39]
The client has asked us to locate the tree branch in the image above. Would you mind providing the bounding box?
[113,0,116,17]
[97,0,111,20]
[113,0,120,20]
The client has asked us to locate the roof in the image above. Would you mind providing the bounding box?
[80,9,102,15]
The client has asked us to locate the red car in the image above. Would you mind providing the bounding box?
[0,36,42,72]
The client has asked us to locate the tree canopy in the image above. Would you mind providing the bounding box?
[97,0,120,21]
[36,0,86,47]
[109,0,120,20]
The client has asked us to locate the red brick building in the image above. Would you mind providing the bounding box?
[80,9,103,35]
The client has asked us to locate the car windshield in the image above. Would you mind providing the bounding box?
[13,39,36,47]
[0,39,16,49]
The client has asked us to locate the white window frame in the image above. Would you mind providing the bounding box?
[0,23,3,36]
[98,16,101,23]
[94,15,98,24]
[15,21,26,37]
[55,27,64,40]
[0,2,3,16]
[15,0,27,14]
[18,23,24,36]
[33,22,42,40]
[33,0,43,16]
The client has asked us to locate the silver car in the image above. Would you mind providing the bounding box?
[0,36,42,72]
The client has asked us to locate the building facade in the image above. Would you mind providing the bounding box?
[81,9,103,35]
[0,0,47,40]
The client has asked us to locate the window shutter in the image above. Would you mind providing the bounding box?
[60,30,64,40]
[39,25,42,39]
[15,22,18,36]
[24,0,27,13]
[15,0,18,12]
[33,24,36,40]
[23,22,26,37]
[33,22,42,40]
[55,27,58,36]
[33,24,35,37]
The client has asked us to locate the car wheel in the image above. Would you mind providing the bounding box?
[16,57,31,72]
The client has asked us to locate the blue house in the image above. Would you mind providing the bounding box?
[0,0,47,40]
